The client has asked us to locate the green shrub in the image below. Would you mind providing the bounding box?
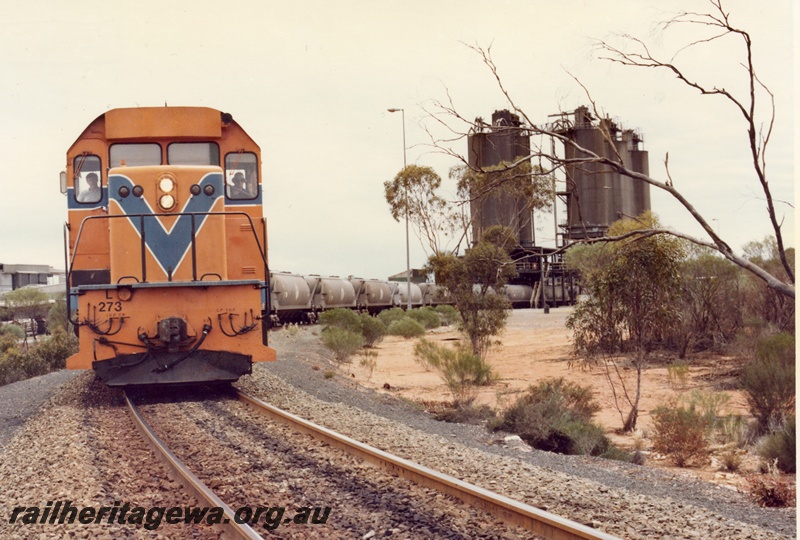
[359,314,387,347]
[386,317,426,339]
[0,348,27,386]
[0,335,19,354]
[600,445,634,463]
[434,305,460,326]
[435,402,495,424]
[377,308,407,328]
[522,378,600,422]
[412,338,441,371]
[358,349,378,380]
[413,338,494,403]
[560,420,611,456]
[686,390,730,430]
[319,308,362,334]
[758,416,796,473]
[0,324,24,340]
[651,405,709,467]
[715,415,755,447]
[320,327,364,364]
[0,347,48,386]
[492,378,613,457]
[0,329,78,387]
[28,329,77,371]
[407,307,440,329]
[666,360,690,391]
[740,333,795,433]
[47,297,71,333]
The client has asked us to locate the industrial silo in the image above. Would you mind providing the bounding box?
[559,106,650,240]
[467,109,533,246]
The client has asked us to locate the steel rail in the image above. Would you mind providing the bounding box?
[236,390,620,540]
[123,391,263,540]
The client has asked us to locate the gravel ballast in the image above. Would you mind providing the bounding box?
[0,323,795,539]
[241,326,796,539]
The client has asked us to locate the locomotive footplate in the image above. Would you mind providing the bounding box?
[93,350,252,386]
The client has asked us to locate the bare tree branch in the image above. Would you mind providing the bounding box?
[425,1,794,299]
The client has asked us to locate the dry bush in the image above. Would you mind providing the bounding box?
[742,472,796,508]
[434,401,495,424]
[358,349,378,380]
[719,450,742,472]
[651,405,709,467]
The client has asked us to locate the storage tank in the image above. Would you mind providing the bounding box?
[418,283,451,306]
[390,281,422,308]
[503,284,534,308]
[271,272,312,307]
[560,106,650,240]
[350,277,394,313]
[467,110,533,246]
[312,276,357,310]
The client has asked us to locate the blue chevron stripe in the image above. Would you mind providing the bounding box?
[109,173,224,276]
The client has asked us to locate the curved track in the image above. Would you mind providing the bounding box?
[235,390,619,540]
[124,388,620,540]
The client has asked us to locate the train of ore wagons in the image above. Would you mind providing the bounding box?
[60,106,573,387]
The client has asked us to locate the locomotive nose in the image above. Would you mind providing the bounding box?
[158,317,189,352]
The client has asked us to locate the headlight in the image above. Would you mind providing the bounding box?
[159,178,175,192]
[159,194,176,210]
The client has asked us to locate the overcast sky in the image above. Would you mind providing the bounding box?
[0,1,794,281]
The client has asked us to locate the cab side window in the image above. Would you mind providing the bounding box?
[74,155,102,204]
[225,152,258,200]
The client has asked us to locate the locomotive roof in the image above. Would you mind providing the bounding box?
[70,106,253,148]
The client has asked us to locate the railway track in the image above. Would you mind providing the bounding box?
[124,391,262,539]
[124,388,619,540]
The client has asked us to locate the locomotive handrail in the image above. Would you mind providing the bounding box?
[68,211,269,286]
[67,211,272,333]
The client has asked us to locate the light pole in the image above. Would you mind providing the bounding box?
[387,107,411,310]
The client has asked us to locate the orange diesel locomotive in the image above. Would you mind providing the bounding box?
[62,106,276,386]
